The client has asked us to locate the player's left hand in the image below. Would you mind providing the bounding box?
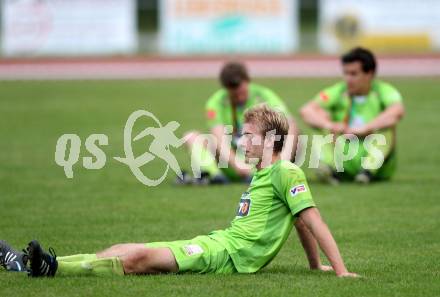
[337,272,360,278]
[318,265,334,272]
[344,126,372,137]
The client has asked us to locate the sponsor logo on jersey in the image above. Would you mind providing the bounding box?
[319,92,329,102]
[183,244,204,256]
[353,95,366,104]
[290,184,307,197]
[206,109,216,120]
[236,192,251,217]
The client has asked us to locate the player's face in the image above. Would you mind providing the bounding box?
[342,61,373,95]
[239,122,264,163]
[228,81,249,105]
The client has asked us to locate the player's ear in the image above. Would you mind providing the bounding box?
[365,70,375,79]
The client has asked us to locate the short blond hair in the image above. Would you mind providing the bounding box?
[243,104,289,153]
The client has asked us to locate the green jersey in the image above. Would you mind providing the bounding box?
[205,83,291,132]
[209,160,316,273]
[315,79,402,179]
[314,79,403,128]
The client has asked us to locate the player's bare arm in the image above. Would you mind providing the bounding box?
[211,125,252,177]
[295,217,325,270]
[300,101,346,134]
[298,207,359,277]
[346,103,405,136]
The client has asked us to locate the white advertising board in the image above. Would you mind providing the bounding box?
[2,0,137,56]
[319,0,440,53]
[160,0,299,54]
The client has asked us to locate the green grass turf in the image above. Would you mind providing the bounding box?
[0,78,439,297]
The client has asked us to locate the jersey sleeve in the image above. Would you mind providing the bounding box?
[205,90,225,129]
[260,88,292,117]
[313,82,344,111]
[272,162,316,217]
[378,82,403,107]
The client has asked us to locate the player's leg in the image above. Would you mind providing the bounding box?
[366,129,396,181]
[374,150,396,180]
[28,241,177,277]
[181,131,225,183]
[120,247,178,274]
[221,143,254,183]
[353,130,395,183]
[317,135,369,182]
[96,243,146,258]
[27,240,121,277]
[57,254,97,262]
[55,243,145,263]
[146,236,235,274]
[120,236,237,275]
[315,140,340,185]
[341,144,364,179]
[27,237,235,277]
[58,246,177,276]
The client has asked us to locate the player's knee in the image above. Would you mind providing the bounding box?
[121,258,136,274]
[183,130,201,147]
[122,250,151,274]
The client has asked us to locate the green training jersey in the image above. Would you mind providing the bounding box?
[314,79,403,128]
[205,83,291,132]
[209,160,316,273]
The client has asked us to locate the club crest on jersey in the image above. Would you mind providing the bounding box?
[236,192,251,217]
[290,184,307,197]
[182,244,204,256]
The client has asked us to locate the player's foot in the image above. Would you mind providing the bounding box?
[175,170,194,185]
[27,240,58,277]
[6,260,28,272]
[192,171,211,185]
[0,240,28,272]
[209,173,230,185]
[315,164,340,185]
[176,171,226,185]
[355,170,372,184]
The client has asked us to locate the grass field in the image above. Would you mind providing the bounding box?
[0,78,439,297]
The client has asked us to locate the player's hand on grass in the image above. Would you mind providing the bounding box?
[337,272,360,278]
[318,265,334,272]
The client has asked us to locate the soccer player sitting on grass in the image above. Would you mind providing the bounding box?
[179,61,299,185]
[300,47,405,184]
[1,104,358,278]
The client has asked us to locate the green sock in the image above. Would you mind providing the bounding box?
[191,142,222,177]
[58,254,97,263]
[57,257,125,277]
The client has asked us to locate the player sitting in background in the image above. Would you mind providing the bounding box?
[179,61,299,185]
[1,105,357,278]
[300,47,405,184]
